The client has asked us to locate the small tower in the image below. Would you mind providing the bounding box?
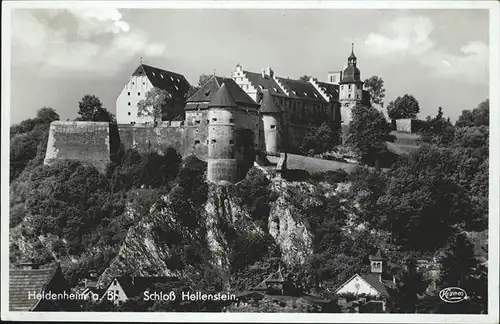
[259,89,282,154]
[369,249,384,281]
[207,83,239,184]
[339,43,364,125]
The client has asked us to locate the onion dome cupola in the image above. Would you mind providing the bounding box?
[340,43,362,84]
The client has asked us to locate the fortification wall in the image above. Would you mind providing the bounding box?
[393,119,425,133]
[117,123,209,160]
[44,121,110,173]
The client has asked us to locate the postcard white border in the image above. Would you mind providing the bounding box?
[1,1,499,323]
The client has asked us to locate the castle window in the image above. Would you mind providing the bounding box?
[132,82,135,85]
[206,140,209,144]
[229,140,234,144]
[195,120,201,124]
[206,119,210,124]
[211,139,216,143]
[357,94,360,99]
[128,112,131,116]
[128,92,130,95]
[229,118,235,123]
[130,122,134,124]
[270,125,276,129]
[194,140,200,144]
[128,102,131,106]
[349,85,352,90]
[138,92,140,96]
[212,118,217,122]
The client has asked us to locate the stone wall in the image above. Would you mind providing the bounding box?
[44,121,110,173]
[393,119,425,133]
[117,123,209,161]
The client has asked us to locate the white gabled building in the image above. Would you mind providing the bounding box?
[116,61,190,125]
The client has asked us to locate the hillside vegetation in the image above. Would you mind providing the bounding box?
[9,100,489,313]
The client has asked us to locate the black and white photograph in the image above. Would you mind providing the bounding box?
[2,1,499,322]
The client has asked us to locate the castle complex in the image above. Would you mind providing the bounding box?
[45,46,372,183]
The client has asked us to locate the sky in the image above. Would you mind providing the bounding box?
[9,7,490,124]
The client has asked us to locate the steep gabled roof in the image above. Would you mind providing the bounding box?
[132,64,190,101]
[186,76,226,103]
[334,273,390,298]
[316,81,340,101]
[243,71,288,98]
[360,274,390,297]
[275,77,327,102]
[9,264,61,311]
[209,83,238,108]
[259,90,282,114]
[104,276,181,298]
[208,79,259,109]
[370,249,384,261]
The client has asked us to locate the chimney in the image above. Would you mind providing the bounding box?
[261,70,266,78]
[266,67,274,78]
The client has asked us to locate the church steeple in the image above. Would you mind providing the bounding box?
[348,43,357,67]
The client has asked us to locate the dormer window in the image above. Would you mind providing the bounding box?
[152,72,156,76]
[160,74,164,79]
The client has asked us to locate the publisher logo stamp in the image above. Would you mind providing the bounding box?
[439,287,468,303]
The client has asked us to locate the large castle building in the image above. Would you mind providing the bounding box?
[115,62,190,124]
[45,46,373,184]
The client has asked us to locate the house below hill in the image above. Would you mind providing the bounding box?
[9,261,77,311]
[334,250,395,312]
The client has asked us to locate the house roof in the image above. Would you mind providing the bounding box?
[208,79,259,109]
[316,81,340,101]
[243,71,288,98]
[340,66,362,84]
[132,64,190,101]
[251,267,285,291]
[275,77,327,102]
[259,90,282,114]
[9,263,61,311]
[360,274,392,297]
[186,76,226,103]
[105,276,181,298]
[370,249,383,261]
[334,273,392,298]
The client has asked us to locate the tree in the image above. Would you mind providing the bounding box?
[299,75,312,81]
[420,107,455,146]
[10,134,38,180]
[437,233,488,314]
[377,145,473,251]
[364,76,386,108]
[36,107,60,124]
[345,104,392,165]
[386,94,420,120]
[456,99,489,127]
[300,122,339,156]
[76,95,114,122]
[137,87,177,124]
[187,74,215,98]
[388,258,430,313]
[198,74,213,87]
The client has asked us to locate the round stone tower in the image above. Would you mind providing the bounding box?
[259,89,282,154]
[207,83,239,183]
